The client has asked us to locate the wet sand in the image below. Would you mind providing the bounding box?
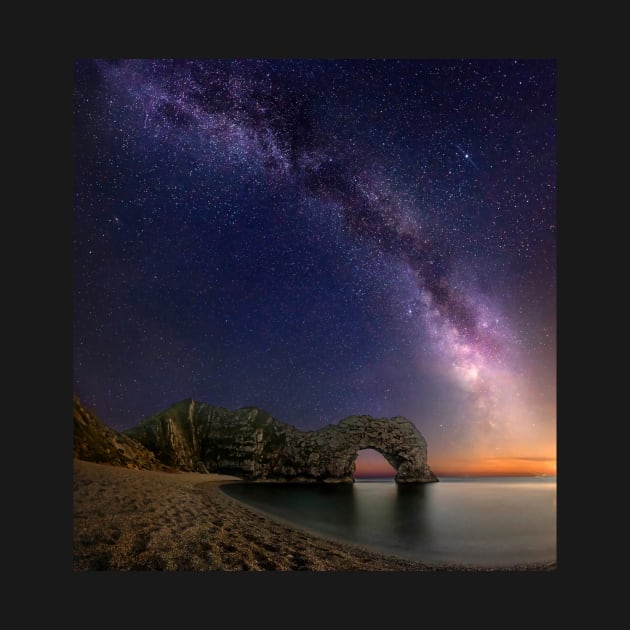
[73,460,556,571]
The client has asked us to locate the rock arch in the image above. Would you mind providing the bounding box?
[303,415,438,483]
[125,400,438,483]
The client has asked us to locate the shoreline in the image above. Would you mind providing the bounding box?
[73,460,556,571]
[215,482,555,571]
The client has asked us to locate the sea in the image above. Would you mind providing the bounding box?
[221,476,556,567]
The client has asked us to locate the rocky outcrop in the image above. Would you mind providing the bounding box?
[125,399,438,483]
[73,395,168,471]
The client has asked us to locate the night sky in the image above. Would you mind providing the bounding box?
[73,59,556,476]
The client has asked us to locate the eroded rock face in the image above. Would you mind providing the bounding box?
[73,395,166,471]
[125,399,438,483]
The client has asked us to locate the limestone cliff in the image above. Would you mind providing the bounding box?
[125,399,438,483]
[73,395,167,471]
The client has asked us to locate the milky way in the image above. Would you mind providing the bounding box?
[73,59,556,474]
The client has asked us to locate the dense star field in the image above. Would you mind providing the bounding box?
[73,59,556,476]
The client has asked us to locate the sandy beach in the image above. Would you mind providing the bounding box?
[73,460,556,571]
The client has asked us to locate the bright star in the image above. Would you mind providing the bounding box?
[453,143,479,170]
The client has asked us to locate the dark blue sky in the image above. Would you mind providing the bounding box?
[73,59,556,473]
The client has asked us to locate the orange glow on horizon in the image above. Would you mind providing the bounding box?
[354,449,397,477]
[430,456,557,477]
[354,449,556,478]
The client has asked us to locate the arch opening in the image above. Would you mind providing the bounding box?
[354,448,397,480]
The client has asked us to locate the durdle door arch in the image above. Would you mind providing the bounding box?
[125,400,439,483]
[318,417,439,484]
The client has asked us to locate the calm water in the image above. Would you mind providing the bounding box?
[222,477,556,567]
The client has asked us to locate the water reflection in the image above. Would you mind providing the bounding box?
[225,483,359,537]
[393,483,430,546]
[225,481,433,550]
[221,478,556,566]
[351,481,397,547]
